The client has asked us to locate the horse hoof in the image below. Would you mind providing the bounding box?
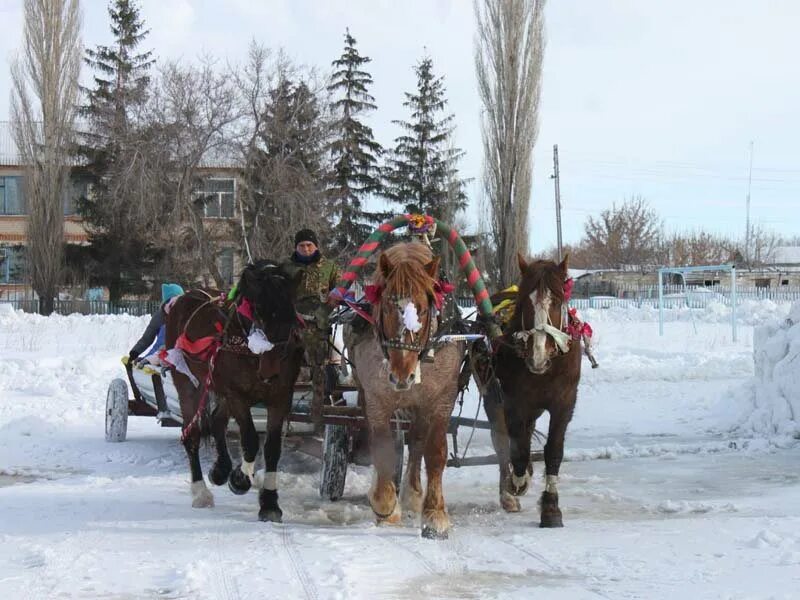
[500,492,521,513]
[209,461,232,486]
[191,481,215,508]
[228,468,251,495]
[510,471,531,496]
[259,508,283,523]
[540,514,563,528]
[539,491,563,527]
[375,501,402,526]
[421,525,449,540]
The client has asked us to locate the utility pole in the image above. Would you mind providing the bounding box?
[745,140,754,268]
[551,144,563,261]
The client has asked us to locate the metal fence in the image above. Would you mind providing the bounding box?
[2,298,160,316]
[453,285,800,312]
[4,285,799,316]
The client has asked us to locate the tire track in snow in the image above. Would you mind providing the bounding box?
[493,535,614,600]
[370,530,439,576]
[209,527,242,600]
[280,525,319,600]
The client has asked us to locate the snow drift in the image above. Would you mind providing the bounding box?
[739,301,800,438]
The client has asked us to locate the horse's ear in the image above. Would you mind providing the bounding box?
[378,253,393,279]
[559,254,569,277]
[517,252,528,274]
[425,256,441,279]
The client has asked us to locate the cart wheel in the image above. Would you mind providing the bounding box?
[105,378,129,443]
[320,424,349,501]
[393,431,405,493]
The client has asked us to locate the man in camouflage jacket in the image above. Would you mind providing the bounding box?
[283,229,342,410]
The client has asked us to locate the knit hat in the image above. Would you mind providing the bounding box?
[161,283,184,303]
[294,228,319,247]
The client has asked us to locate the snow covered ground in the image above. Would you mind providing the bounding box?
[1,300,799,599]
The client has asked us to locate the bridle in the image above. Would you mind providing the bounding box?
[376,291,437,362]
[512,283,572,370]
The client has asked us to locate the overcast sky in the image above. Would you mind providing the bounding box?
[2,0,799,252]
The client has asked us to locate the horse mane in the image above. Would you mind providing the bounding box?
[374,242,436,299]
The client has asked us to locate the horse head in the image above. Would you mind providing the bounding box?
[237,260,301,345]
[513,254,570,374]
[373,243,439,391]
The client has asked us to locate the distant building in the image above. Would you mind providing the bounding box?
[0,121,243,303]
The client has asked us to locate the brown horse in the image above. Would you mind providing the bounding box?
[475,254,581,527]
[164,260,304,521]
[345,242,464,539]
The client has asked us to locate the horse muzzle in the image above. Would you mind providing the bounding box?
[388,370,416,391]
[526,359,551,375]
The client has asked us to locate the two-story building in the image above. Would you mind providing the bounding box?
[0,121,244,304]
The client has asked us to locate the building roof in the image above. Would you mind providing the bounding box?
[772,246,800,265]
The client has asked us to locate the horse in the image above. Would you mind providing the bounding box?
[164,260,305,521]
[344,242,464,539]
[474,254,581,527]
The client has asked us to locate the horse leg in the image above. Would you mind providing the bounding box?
[258,400,290,522]
[420,415,451,540]
[368,421,401,525]
[174,374,214,508]
[540,408,573,528]
[208,403,232,486]
[483,385,519,512]
[183,430,215,508]
[227,404,260,496]
[400,417,424,517]
[506,409,535,498]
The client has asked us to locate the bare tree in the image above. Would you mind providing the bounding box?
[149,57,240,287]
[665,230,735,266]
[475,0,546,286]
[583,196,662,269]
[746,224,780,266]
[11,0,82,314]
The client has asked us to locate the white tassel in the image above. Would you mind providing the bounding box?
[402,302,422,333]
[248,328,274,354]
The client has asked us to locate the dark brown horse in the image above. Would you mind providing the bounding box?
[345,243,464,539]
[476,254,581,527]
[164,260,304,521]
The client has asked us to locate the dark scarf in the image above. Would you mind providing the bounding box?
[292,250,321,265]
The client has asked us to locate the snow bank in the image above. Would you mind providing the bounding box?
[729,301,800,439]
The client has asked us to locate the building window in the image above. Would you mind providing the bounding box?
[781,279,789,286]
[0,246,26,283]
[217,248,235,286]
[195,178,235,218]
[63,177,90,216]
[755,278,771,288]
[0,177,25,215]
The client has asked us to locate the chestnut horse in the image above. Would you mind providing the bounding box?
[344,243,464,539]
[164,260,304,521]
[475,255,581,527]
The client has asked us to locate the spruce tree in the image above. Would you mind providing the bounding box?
[242,75,329,258]
[326,29,384,253]
[76,0,160,303]
[384,57,468,221]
